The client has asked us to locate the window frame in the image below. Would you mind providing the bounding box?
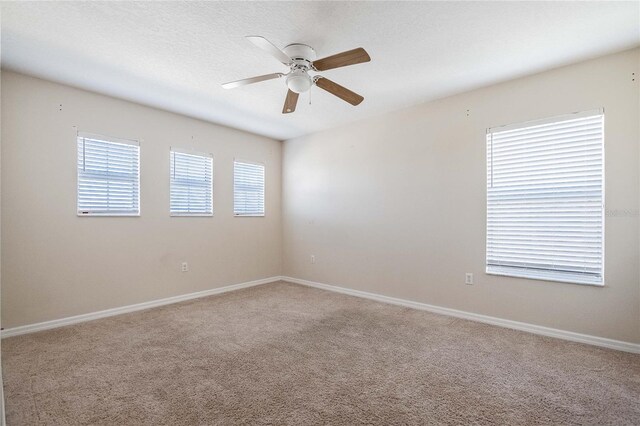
[485,109,605,287]
[76,131,141,217]
[233,159,266,217]
[169,148,214,217]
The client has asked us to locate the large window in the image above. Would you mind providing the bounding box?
[170,150,213,216]
[234,160,265,216]
[486,111,604,286]
[77,133,140,216]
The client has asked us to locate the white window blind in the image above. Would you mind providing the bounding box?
[486,111,604,286]
[170,150,213,216]
[77,133,140,216]
[234,161,265,216]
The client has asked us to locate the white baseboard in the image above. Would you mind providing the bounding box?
[1,276,282,339]
[4,275,638,354]
[282,276,640,354]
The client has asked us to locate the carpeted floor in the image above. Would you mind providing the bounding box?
[2,281,639,425]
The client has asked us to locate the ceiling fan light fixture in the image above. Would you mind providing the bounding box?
[286,69,312,94]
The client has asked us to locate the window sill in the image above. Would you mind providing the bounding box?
[486,268,604,287]
[78,213,140,217]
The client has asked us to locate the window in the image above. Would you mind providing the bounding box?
[77,133,140,216]
[170,150,213,216]
[234,160,265,216]
[486,111,604,286]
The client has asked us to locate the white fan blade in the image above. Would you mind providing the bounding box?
[246,36,292,65]
[221,73,283,89]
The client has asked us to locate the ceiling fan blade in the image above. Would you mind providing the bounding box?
[315,77,364,106]
[313,47,371,71]
[221,73,283,89]
[246,36,292,65]
[282,90,299,114]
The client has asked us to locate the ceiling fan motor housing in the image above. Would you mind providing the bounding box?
[283,43,316,65]
[283,44,316,94]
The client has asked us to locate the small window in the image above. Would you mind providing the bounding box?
[170,150,213,216]
[486,111,604,286]
[234,160,265,216]
[77,133,140,216]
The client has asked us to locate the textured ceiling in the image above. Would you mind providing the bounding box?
[2,1,639,140]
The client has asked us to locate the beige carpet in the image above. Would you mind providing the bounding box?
[2,281,639,425]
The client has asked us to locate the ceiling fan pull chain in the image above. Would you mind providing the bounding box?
[309,87,312,105]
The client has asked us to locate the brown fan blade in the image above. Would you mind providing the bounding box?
[315,77,364,106]
[313,47,371,71]
[282,90,299,114]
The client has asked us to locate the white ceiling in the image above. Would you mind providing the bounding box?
[2,2,639,140]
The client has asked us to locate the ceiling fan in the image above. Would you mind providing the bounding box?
[222,36,371,114]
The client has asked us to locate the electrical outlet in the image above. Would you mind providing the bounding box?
[181,262,189,272]
[310,255,316,264]
[465,273,473,285]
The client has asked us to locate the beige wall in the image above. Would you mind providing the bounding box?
[2,49,639,344]
[283,48,640,343]
[1,71,282,328]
